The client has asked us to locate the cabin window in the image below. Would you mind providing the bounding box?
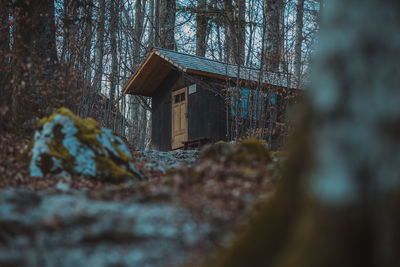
[174,92,185,103]
[189,84,197,94]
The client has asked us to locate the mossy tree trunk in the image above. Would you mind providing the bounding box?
[211,0,400,266]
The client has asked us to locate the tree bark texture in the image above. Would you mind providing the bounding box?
[11,0,58,124]
[263,0,283,72]
[236,0,246,65]
[106,0,119,129]
[93,0,106,93]
[82,4,93,87]
[211,0,400,266]
[223,0,245,65]
[133,0,145,61]
[294,0,305,86]
[196,0,207,57]
[159,0,176,50]
[0,0,11,107]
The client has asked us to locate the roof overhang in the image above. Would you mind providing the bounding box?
[123,47,298,97]
[122,48,187,97]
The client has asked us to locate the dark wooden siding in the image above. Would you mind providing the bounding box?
[152,70,227,150]
[151,70,179,151]
[188,86,226,142]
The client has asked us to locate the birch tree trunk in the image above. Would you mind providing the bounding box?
[212,0,400,266]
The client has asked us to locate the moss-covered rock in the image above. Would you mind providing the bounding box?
[21,108,142,180]
[199,138,271,165]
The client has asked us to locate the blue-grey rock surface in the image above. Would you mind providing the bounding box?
[24,108,141,180]
[136,150,198,173]
[0,189,212,267]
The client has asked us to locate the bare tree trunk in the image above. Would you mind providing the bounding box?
[223,0,233,63]
[93,0,105,93]
[61,0,69,62]
[211,0,400,266]
[83,5,93,88]
[133,0,145,61]
[148,0,155,47]
[224,0,245,65]
[0,0,11,108]
[294,0,305,86]
[11,0,58,124]
[154,0,160,46]
[87,0,105,119]
[160,0,176,50]
[235,0,246,65]
[106,0,119,129]
[131,0,147,148]
[264,0,283,72]
[196,0,207,56]
[216,23,223,61]
[278,0,286,72]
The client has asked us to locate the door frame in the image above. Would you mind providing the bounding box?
[171,87,188,149]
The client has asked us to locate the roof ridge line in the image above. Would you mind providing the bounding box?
[153,46,263,72]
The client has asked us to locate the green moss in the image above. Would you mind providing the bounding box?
[110,140,131,162]
[95,155,137,181]
[270,150,288,158]
[200,138,271,165]
[24,107,139,180]
[241,167,257,176]
[39,107,103,150]
[234,138,271,163]
[47,139,75,172]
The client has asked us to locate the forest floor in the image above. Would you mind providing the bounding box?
[0,130,281,267]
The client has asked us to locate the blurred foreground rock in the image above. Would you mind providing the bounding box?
[200,139,272,165]
[0,189,212,267]
[21,108,141,180]
[135,150,198,173]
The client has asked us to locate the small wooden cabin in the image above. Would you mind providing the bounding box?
[123,47,295,151]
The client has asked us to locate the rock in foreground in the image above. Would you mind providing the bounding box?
[0,189,211,267]
[22,108,141,180]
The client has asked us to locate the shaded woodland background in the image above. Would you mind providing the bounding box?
[1,0,400,266]
[0,0,321,148]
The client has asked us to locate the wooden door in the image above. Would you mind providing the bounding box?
[171,87,188,149]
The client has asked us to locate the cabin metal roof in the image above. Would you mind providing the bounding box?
[123,47,291,96]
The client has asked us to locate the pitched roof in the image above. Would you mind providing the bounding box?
[123,47,292,96]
